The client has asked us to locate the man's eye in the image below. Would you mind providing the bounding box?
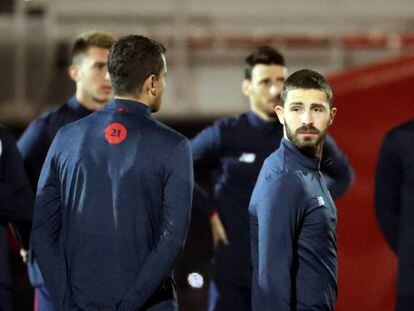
[291,107,301,112]
[94,63,106,70]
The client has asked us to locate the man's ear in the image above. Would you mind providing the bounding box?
[144,74,157,96]
[241,79,251,97]
[275,105,285,125]
[328,107,337,126]
[68,64,79,82]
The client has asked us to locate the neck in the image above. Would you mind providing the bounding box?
[75,91,107,111]
[250,105,276,122]
[283,134,324,165]
[114,95,150,108]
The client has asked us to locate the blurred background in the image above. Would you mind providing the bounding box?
[2,0,414,310]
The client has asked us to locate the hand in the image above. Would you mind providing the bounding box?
[210,213,229,248]
[20,248,28,264]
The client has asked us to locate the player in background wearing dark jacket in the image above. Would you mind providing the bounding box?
[31,35,193,310]
[375,120,414,311]
[191,47,354,310]
[17,31,116,311]
[0,126,33,311]
[250,69,339,310]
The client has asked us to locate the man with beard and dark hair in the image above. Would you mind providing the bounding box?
[191,47,353,310]
[250,69,338,311]
[18,31,116,311]
[31,35,193,310]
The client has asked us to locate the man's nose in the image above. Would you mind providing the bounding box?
[105,71,110,82]
[269,84,281,96]
[301,110,314,125]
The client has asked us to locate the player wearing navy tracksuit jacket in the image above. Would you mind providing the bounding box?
[375,120,414,311]
[0,127,33,311]
[192,114,351,282]
[31,35,193,310]
[192,47,353,310]
[250,69,341,310]
[250,138,337,310]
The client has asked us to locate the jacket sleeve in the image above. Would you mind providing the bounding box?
[119,138,193,310]
[320,134,355,199]
[0,128,34,248]
[252,170,305,311]
[17,118,51,192]
[374,133,400,253]
[30,132,68,308]
[190,123,221,212]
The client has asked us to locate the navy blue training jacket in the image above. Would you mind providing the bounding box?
[191,110,353,287]
[375,119,414,311]
[31,99,193,310]
[18,96,93,287]
[0,126,33,311]
[250,138,337,311]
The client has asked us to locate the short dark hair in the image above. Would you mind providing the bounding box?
[280,69,333,107]
[244,46,285,80]
[108,35,166,96]
[71,31,116,64]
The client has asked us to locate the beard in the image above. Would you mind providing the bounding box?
[285,122,327,157]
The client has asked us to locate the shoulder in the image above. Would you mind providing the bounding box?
[256,151,305,197]
[27,102,70,132]
[380,119,414,154]
[214,112,249,130]
[386,119,414,140]
[151,118,188,143]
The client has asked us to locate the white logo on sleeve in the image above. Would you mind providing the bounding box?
[317,196,325,206]
[0,139,2,157]
[238,153,256,163]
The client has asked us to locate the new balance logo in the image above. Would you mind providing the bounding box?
[239,153,256,163]
[317,196,325,206]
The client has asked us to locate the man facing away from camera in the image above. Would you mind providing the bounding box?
[31,35,193,310]
[250,69,338,310]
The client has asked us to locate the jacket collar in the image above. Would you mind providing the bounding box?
[104,99,151,116]
[280,138,320,171]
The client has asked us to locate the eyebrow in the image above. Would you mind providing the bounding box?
[288,102,304,106]
[310,103,328,109]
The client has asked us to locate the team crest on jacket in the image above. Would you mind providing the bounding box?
[104,123,127,144]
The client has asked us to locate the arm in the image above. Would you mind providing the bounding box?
[30,133,67,308]
[190,124,221,213]
[253,172,304,310]
[119,139,193,310]
[321,134,355,199]
[374,133,400,253]
[191,124,229,246]
[17,118,51,192]
[0,128,34,248]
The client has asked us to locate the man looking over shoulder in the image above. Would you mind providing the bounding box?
[191,47,353,310]
[250,69,338,310]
